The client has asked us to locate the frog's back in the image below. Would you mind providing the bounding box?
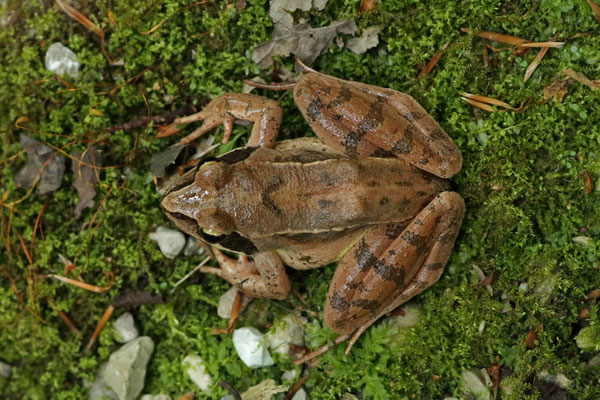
[219,139,450,238]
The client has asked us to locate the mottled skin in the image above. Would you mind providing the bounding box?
[160,72,465,346]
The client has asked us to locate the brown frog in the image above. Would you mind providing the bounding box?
[159,71,465,354]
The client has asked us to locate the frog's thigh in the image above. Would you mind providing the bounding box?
[324,191,465,335]
[341,81,462,179]
[209,249,290,300]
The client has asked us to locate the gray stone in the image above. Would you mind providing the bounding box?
[103,337,155,400]
[149,227,186,259]
[45,42,80,79]
[140,395,171,400]
[233,327,274,368]
[291,388,307,400]
[588,353,600,367]
[267,314,305,355]
[182,354,212,392]
[113,312,139,343]
[84,363,118,400]
[217,286,252,319]
[0,360,12,378]
[536,370,571,389]
[460,369,491,400]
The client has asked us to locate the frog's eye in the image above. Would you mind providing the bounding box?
[196,156,218,172]
[201,228,226,243]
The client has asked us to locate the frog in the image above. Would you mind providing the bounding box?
[159,70,465,355]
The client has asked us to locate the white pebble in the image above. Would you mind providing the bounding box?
[140,395,171,400]
[113,312,139,343]
[45,42,80,79]
[182,355,212,392]
[149,226,186,259]
[217,287,252,319]
[267,314,305,355]
[0,361,12,378]
[233,327,274,368]
[291,388,307,400]
[518,283,528,292]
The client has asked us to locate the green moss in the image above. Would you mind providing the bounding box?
[2,0,600,399]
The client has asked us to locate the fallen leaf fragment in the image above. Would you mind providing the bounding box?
[524,47,549,83]
[84,304,115,352]
[583,171,594,194]
[48,272,114,293]
[459,92,518,111]
[253,20,357,68]
[525,327,538,349]
[72,146,103,218]
[346,25,380,54]
[487,363,500,398]
[588,0,600,24]
[562,68,600,89]
[585,288,600,301]
[461,28,527,45]
[418,42,449,78]
[517,41,564,48]
[543,78,570,102]
[269,0,328,29]
[150,143,185,178]
[15,134,65,195]
[359,0,376,12]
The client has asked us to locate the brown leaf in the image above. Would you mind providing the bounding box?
[418,42,449,78]
[588,0,600,24]
[460,92,518,111]
[583,171,594,194]
[359,0,376,12]
[72,146,103,218]
[525,327,539,349]
[461,28,527,45]
[15,134,65,195]
[477,272,494,286]
[524,47,549,83]
[543,78,570,102]
[562,68,600,89]
[487,364,500,398]
[517,41,564,48]
[585,288,600,301]
[253,20,357,68]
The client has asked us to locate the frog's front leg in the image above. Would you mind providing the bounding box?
[157,93,282,148]
[324,191,465,344]
[200,249,291,299]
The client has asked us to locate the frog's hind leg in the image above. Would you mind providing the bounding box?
[324,191,465,354]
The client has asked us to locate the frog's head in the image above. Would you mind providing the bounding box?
[160,157,233,241]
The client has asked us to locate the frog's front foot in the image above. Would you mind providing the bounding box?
[156,93,282,148]
[200,248,290,300]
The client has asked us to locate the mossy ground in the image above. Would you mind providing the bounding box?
[1,0,600,399]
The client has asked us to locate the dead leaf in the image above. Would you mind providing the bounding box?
[562,68,600,89]
[487,364,500,398]
[253,20,357,68]
[517,41,564,48]
[584,171,594,194]
[418,42,450,78]
[525,327,538,349]
[15,134,65,194]
[588,0,600,24]
[543,78,570,102]
[524,47,549,83]
[346,26,380,54]
[461,28,527,46]
[359,0,376,12]
[269,0,328,29]
[150,143,185,178]
[72,146,103,218]
[585,288,600,301]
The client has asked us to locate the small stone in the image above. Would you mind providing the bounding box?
[291,388,307,400]
[0,361,12,378]
[217,286,252,319]
[45,42,80,79]
[387,303,421,328]
[85,363,118,400]
[113,312,139,343]
[460,369,491,400]
[281,369,297,381]
[536,370,572,389]
[149,226,186,259]
[588,353,600,367]
[182,355,212,392]
[220,396,234,400]
[518,282,528,292]
[140,395,171,400]
[183,237,205,257]
[233,327,274,368]
[266,314,305,355]
[103,337,155,400]
[572,236,592,246]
